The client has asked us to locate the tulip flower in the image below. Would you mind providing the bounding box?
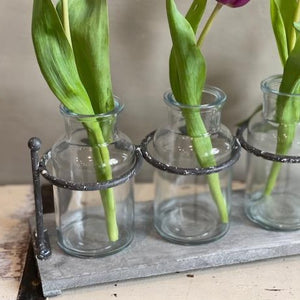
[216,0,250,8]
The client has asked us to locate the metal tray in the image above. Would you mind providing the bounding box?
[30,191,300,297]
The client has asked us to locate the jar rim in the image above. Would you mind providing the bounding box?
[163,85,227,110]
[261,74,300,97]
[59,97,124,118]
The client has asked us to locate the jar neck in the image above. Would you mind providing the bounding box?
[261,75,300,123]
[60,99,123,143]
[164,86,226,134]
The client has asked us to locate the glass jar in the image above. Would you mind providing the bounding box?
[151,86,235,244]
[245,75,300,231]
[47,99,136,257]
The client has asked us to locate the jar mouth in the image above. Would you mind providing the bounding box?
[59,97,124,118]
[163,85,227,110]
[261,74,300,97]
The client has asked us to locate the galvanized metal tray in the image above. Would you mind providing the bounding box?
[30,191,300,297]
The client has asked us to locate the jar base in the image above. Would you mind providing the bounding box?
[154,197,229,245]
[245,192,300,231]
[57,213,133,258]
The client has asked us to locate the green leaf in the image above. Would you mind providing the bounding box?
[169,0,206,101]
[278,0,298,53]
[57,0,114,114]
[270,0,289,65]
[167,0,206,105]
[166,0,228,223]
[32,0,94,115]
[270,0,298,65]
[294,21,300,33]
[264,34,300,196]
[277,34,300,124]
[186,0,207,33]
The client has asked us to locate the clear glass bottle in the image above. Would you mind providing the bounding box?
[151,86,234,244]
[48,99,136,257]
[245,75,300,230]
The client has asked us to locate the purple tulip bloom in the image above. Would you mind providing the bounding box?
[216,0,250,7]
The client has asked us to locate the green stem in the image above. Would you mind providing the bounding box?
[196,3,223,48]
[193,3,227,222]
[184,110,228,223]
[264,121,295,196]
[62,0,72,47]
[289,0,300,52]
[85,121,118,241]
[264,162,281,196]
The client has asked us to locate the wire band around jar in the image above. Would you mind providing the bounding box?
[39,147,143,191]
[140,131,241,175]
[236,123,300,163]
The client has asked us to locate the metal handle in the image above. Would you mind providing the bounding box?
[28,137,51,260]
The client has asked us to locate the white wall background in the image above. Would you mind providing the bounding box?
[0,0,281,184]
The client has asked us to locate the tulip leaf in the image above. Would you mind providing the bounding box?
[277,35,300,125]
[270,0,298,65]
[278,0,298,53]
[32,0,119,241]
[264,31,300,196]
[166,0,228,223]
[57,0,114,114]
[167,0,206,105]
[294,22,300,33]
[186,0,207,32]
[169,0,206,101]
[32,0,94,115]
[270,0,289,65]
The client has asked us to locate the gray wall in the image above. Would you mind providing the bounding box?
[0,0,281,184]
